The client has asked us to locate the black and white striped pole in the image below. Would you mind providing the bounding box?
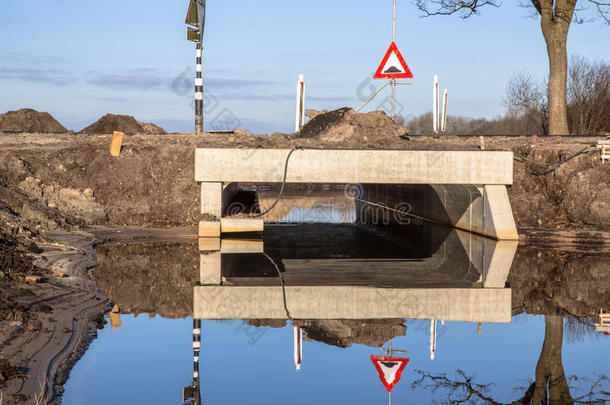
[183,318,202,404]
[186,0,206,134]
[193,318,201,381]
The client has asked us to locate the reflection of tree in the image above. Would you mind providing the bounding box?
[411,316,609,404]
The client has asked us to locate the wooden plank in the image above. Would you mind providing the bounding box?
[198,221,221,237]
[198,238,221,251]
[220,218,264,233]
[110,131,124,157]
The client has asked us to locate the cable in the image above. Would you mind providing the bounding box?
[251,147,303,218]
[261,252,292,320]
[513,145,596,175]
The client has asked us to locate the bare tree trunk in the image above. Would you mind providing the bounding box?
[531,315,573,404]
[538,0,575,135]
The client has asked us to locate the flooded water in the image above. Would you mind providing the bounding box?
[62,192,609,404]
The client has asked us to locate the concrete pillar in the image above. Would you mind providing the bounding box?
[199,182,222,237]
[482,185,519,240]
[482,240,518,288]
[200,251,221,285]
[199,182,264,236]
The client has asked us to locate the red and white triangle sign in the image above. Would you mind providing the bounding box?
[370,355,410,392]
[374,42,413,79]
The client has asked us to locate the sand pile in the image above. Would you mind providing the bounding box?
[0,108,67,133]
[297,107,409,147]
[80,114,166,134]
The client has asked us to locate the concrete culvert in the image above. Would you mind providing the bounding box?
[80,113,166,134]
[0,108,68,133]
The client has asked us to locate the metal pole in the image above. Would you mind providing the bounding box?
[356,82,391,112]
[391,0,396,120]
[391,79,396,120]
[393,0,396,42]
[195,40,203,133]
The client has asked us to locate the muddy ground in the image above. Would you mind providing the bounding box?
[0,110,609,403]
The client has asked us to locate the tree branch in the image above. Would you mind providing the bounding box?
[415,0,500,18]
[586,0,610,22]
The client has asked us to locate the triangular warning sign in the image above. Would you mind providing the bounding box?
[370,355,410,392]
[374,42,413,79]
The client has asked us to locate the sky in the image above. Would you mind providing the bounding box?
[62,314,609,405]
[0,0,608,133]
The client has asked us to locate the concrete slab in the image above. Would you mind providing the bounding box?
[195,149,514,185]
[193,286,511,322]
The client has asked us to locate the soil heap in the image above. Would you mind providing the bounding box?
[297,107,409,147]
[0,108,67,133]
[80,114,166,134]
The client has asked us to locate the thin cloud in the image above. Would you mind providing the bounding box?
[87,72,280,92]
[0,51,68,65]
[217,92,354,103]
[88,74,168,91]
[0,67,75,86]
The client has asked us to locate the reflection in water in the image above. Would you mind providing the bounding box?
[412,315,609,404]
[72,216,609,404]
[186,221,519,404]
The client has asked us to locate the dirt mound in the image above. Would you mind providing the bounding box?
[80,114,165,134]
[138,121,166,134]
[296,319,406,348]
[297,107,409,147]
[0,109,67,133]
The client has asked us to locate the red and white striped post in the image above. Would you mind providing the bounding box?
[294,325,303,370]
[433,75,439,134]
[295,74,305,132]
[441,89,448,133]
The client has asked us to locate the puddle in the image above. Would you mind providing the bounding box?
[62,197,609,404]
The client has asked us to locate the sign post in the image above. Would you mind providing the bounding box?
[432,75,449,135]
[370,355,410,392]
[185,0,206,134]
[356,0,413,119]
[295,74,306,132]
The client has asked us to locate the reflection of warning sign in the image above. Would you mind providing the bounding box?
[374,42,413,79]
[370,355,410,392]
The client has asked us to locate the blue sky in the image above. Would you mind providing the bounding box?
[0,0,608,133]
[62,314,609,405]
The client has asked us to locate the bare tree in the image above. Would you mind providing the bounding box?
[414,0,609,135]
[411,316,610,404]
[503,72,549,134]
[567,55,610,134]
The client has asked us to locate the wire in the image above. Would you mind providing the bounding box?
[251,147,303,218]
[513,145,595,175]
[261,252,292,320]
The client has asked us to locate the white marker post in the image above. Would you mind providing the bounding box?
[295,74,306,132]
[433,75,439,134]
[441,89,448,133]
[294,325,303,370]
[430,318,437,360]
